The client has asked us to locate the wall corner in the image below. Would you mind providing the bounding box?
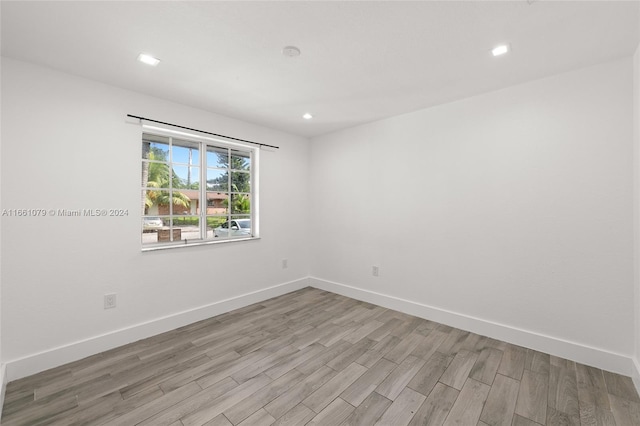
[633,39,640,396]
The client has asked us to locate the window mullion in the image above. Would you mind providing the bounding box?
[227,148,232,236]
[169,137,174,241]
[251,149,256,237]
[200,143,206,240]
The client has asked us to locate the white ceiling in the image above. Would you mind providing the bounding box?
[2,1,639,138]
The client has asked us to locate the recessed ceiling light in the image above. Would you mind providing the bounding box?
[303,113,313,120]
[491,44,510,57]
[282,46,301,58]
[137,53,160,66]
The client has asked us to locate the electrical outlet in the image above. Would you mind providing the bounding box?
[104,293,117,309]
[282,259,288,269]
[372,266,379,277]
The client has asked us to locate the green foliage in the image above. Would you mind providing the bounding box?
[165,216,228,228]
[171,216,198,226]
[144,151,191,210]
[209,153,250,193]
[222,194,250,214]
[233,194,250,214]
[150,146,168,161]
[207,216,228,228]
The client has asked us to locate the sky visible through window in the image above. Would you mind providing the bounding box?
[146,141,250,190]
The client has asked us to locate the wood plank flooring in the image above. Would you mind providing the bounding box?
[2,287,639,426]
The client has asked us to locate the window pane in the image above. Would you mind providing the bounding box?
[231,150,251,171]
[231,193,251,214]
[170,190,193,215]
[206,216,228,226]
[141,190,147,216]
[141,161,150,188]
[142,215,165,230]
[142,134,170,161]
[206,216,228,239]
[172,140,199,165]
[207,146,228,168]
[173,165,200,189]
[142,190,154,215]
[141,216,169,244]
[230,215,251,237]
[144,161,171,189]
[206,168,226,191]
[143,189,171,215]
[212,218,230,239]
[206,192,228,215]
[170,216,200,241]
[157,228,182,243]
[213,216,251,238]
[231,215,251,228]
[231,171,250,193]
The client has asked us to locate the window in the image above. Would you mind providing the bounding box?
[141,131,257,249]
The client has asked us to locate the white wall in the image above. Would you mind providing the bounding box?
[310,58,635,374]
[0,58,310,379]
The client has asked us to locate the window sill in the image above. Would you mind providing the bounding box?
[142,236,260,252]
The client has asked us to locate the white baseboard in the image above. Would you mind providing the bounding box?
[633,357,640,398]
[6,278,309,381]
[0,363,7,421]
[6,275,635,383]
[309,276,634,377]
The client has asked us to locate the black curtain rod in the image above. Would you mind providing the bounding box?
[127,114,279,150]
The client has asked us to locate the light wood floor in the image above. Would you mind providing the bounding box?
[2,287,639,426]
